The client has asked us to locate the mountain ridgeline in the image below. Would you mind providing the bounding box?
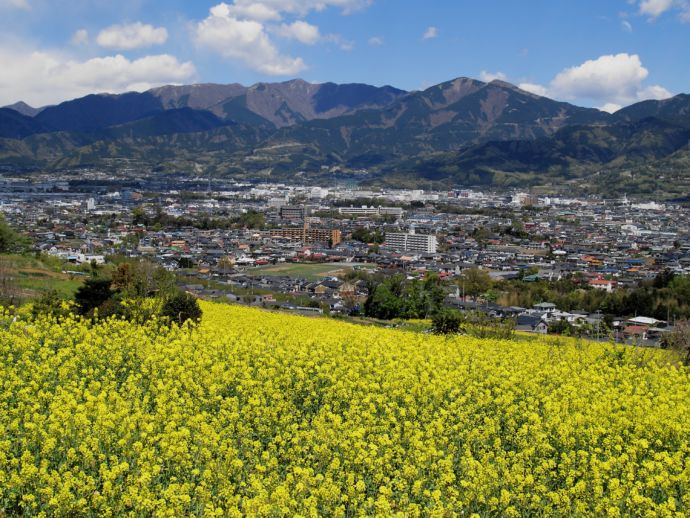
[1,77,690,196]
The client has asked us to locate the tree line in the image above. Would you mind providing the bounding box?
[131,206,266,230]
[496,271,690,321]
[363,273,446,320]
[32,259,202,326]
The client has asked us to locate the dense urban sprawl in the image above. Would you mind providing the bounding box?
[1,174,689,345]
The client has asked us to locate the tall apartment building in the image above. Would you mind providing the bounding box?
[384,232,437,254]
[269,227,342,246]
[378,207,404,217]
[279,206,305,220]
[338,206,404,217]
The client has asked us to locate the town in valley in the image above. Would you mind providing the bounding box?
[2,170,688,345]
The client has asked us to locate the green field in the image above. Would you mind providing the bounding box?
[15,273,84,299]
[1,254,86,302]
[248,262,375,281]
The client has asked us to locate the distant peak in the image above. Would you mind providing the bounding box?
[249,78,310,89]
[450,77,482,85]
[3,101,42,117]
[488,79,518,89]
[425,77,482,92]
[284,78,309,85]
[7,101,34,109]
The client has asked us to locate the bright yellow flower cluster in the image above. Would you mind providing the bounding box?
[1,302,690,516]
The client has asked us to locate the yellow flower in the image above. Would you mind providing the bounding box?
[0,300,688,515]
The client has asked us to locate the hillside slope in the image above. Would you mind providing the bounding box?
[383,116,690,191]
[2,301,689,515]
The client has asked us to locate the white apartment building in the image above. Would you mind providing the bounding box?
[338,206,404,217]
[384,232,437,254]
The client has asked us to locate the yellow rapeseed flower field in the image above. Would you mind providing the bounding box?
[1,301,690,516]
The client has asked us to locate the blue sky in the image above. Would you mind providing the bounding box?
[0,0,688,111]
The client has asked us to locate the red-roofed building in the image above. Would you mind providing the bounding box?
[589,278,617,292]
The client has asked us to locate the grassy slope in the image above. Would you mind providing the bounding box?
[0,254,86,301]
[247,262,374,281]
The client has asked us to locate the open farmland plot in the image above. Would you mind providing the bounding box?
[248,262,374,280]
[0,255,85,301]
[1,301,689,516]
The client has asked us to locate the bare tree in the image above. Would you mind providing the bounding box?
[0,256,19,306]
[662,320,690,365]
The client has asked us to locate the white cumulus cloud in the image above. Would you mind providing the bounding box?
[195,2,373,75]
[195,4,306,75]
[520,53,672,108]
[275,20,320,44]
[600,102,623,113]
[368,36,383,46]
[0,0,29,9]
[324,33,354,50]
[636,0,690,21]
[639,0,674,17]
[422,26,438,40]
[71,29,89,46]
[518,82,549,97]
[226,0,372,17]
[96,22,168,51]
[638,84,674,99]
[224,2,282,21]
[479,70,507,82]
[0,47,196,106]
[550,53,649,102]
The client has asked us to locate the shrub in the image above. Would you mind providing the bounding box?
[461,311,516,340]
[660,319,690,365]
[74,278,114,315]
[31,290,73,320]
[432,308,462,335]
[95,297,125,320]
[161,291,202,325]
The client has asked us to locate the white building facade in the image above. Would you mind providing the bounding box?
[384,232,437,254]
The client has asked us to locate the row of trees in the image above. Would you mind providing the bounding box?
[131,206,265,230]
[351,263,690,327]
[350,228,385,244]
[0,214,30,254]
[443,266,690,322]
[496,271,690,320]
[360,266,690,340]
[364,274,446,319]
[33,259,202,325]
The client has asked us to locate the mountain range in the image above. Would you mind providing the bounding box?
[1,77,689,197]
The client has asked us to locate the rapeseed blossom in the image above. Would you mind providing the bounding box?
[1,302,689,516]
